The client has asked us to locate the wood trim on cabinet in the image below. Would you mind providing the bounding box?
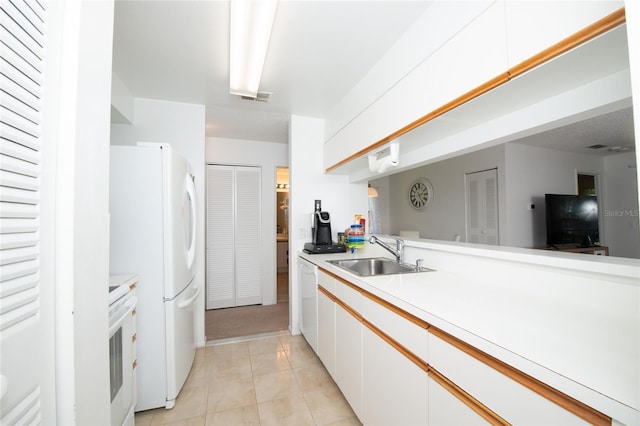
[508,7,625,80]
[318,267,611,425]
[319,267,430,330]
[325,7,625,174]
[429,327,611,426]
[428,367,510,426]
[317,284,336,302]
[320,268,364,294]
[362,287,430,330]
[334,296,363,321]
[323,278,508,424]
[361,316,429,374]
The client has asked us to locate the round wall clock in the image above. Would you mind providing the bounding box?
[408,178,433,209]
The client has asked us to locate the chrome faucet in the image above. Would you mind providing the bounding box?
[369,235,404,263]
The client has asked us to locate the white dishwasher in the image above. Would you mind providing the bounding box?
[298,257,318,353]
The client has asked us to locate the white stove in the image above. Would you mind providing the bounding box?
[108,274,138,426]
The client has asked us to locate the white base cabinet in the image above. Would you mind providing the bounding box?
[427,378,488,425]
[317,272,336,379]
[335,304,362,418]
[313,264,613,426]
[362,327,429,425]
[317,290,335,377]
[428,332,586,425]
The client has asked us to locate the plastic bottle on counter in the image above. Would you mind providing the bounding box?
[347,224,365,250]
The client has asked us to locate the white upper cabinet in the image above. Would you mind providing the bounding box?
[324,1,628,177]
[504,1,624,68]
[324,2,507,172]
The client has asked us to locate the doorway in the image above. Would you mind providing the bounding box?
[203,166,290,342]
[276,167,289,304]
[465,168,499,245]
[577,173,598,196]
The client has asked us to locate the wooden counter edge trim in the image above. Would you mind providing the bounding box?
[429,367,510,426]
[361,316,429,374]
[338,291,508,425]
[324,70,510,173]
[319,267,430,330]
[429,327,611,426]
[325,7,625,174]
[318,267,608,424]
[508,7,625,79]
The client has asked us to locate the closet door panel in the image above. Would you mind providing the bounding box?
[206,166,234,309]
[206,165,261,309]
[234,167,262,306]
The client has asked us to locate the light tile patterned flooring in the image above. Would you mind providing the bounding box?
[134,333,361,425]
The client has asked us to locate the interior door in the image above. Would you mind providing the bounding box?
[234,167,262,307]
[465,168,499,245]
[206,166,235,309]
[206,165,262,309]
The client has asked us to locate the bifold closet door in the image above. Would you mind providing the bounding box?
[206,165,261,309]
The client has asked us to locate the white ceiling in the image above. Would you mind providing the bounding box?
[112,0,635,156]
[112,0,433,143]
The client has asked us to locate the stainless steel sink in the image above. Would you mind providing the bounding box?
[327,257,433,277]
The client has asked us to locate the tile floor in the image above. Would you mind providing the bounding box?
[134,333,361,425]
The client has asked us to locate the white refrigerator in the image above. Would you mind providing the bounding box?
[109,143,199,411]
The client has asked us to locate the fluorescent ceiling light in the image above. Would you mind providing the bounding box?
[229,0,278,98]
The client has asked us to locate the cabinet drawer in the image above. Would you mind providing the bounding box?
[317,269,335,293]
[362,296,428,361]
[333,276,362,312]
[428,377,488,425]
[428,332,586,425]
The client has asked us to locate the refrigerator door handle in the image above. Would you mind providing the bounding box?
[178,286,200,309]
[185,174,197,270]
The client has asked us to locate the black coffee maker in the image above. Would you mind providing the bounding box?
[303,200,346,254]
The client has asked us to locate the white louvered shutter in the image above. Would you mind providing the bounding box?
[235,167,261,306]
[205,165,262,309]
[0,0,47,424]
[206,165,235,309]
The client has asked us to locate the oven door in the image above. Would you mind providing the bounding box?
[109,295,136,426]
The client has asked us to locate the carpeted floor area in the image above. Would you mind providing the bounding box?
[205,273,289,341]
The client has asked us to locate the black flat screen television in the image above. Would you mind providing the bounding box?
[545,194,599,247]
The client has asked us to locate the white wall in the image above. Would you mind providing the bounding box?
[504,143,604,248]
[50,0,114,423]
[289,115,368,334]
[377,142,639,255]
[111,72,134,124]
[384,145,506,243]
[205,137,289,305]
[602,152,640,257]
[626,0,640,249]
[110,98,207,345]
[368,176,390,234]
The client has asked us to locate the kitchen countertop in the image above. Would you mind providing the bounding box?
[109,274,138,305]
[299,246,640,423]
